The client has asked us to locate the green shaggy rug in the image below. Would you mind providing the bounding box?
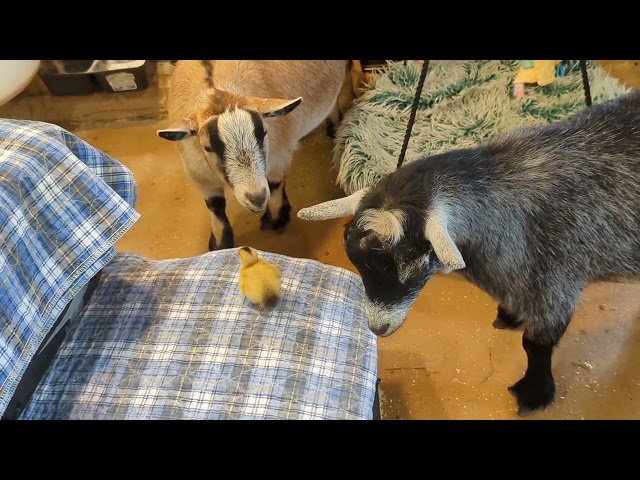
[333,60,629,195]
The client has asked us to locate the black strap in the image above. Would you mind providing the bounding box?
[397,59,590,171]
[579,60,592,107]
[397,60,430,170]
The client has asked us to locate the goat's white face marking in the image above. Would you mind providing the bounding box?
[365,299,414,336]
[215,107,269,212]
[357,208,406,246]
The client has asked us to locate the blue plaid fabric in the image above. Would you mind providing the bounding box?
[0,119,140,416]
[20,250,378,420]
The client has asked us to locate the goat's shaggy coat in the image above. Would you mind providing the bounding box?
[298,89,640,416]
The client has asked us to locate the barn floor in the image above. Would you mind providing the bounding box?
[73,114,640,420]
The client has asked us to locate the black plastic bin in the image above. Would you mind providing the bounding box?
[38,60,97,96]
[38,60,148,96]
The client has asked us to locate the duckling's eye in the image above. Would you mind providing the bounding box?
[204,145,213,153]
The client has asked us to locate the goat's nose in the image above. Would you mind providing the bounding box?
[370,323,390,336]
[245,189,267,207]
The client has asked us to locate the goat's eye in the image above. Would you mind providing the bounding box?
[204,145,213,153]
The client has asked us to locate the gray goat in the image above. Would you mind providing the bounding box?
[297,89,640,416]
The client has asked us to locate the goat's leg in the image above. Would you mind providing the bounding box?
[493,304,524,330]
[205,189,234,251]
[507,293,577,416]
[325,99,341,139]
[508,330,562,416]
[260,179,291,234]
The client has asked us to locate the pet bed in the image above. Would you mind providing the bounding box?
[334,60,630,195]
[0,119,379,420]
[20,249,378,420]
[0,118,139,418]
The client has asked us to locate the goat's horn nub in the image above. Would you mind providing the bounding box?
[297,188,370,221]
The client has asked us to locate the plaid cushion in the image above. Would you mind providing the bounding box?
[0,119,140,416]
[20,250,378,420]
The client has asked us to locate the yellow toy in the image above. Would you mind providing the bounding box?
[514,60,561,87]
[238,246,282,309]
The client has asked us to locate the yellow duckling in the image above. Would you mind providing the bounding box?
[237,246,282,309]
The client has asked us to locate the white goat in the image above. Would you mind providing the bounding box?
[157,60,347,250]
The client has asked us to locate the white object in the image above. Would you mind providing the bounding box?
[88,60,145,72]
[0,60,41,107]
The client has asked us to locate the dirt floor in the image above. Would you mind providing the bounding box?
[72,110,640,419]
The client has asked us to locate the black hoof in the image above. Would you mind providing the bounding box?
[272,220,289,234]
[208,231,234,251]
[260,207,291,234]
[493,307,523,330]
[507,375,555,416]
[260,212,273,231]
[326,119,336,139]
[260,218,289,234]
[492,316,523,330]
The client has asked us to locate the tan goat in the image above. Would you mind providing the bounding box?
[157,60,347,251]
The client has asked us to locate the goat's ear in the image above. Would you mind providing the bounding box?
[297,188,370,221]
[424,207,466,270]
[157,118,197,142]
[246,96,303,118]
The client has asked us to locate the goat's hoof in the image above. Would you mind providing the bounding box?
[273,221,289,234]
[326,125,336,139]
[260,213,274,231]
[507,375,555,416]
[492,309,523,330]
[326,119,336,139]
[208,234,234,251]
[260,213,289,234]
[492,315,523,330]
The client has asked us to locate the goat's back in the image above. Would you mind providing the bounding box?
[381,90,640,292]
[167,60,347,139]
[476,90,640,285]
[166,61,209,123]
